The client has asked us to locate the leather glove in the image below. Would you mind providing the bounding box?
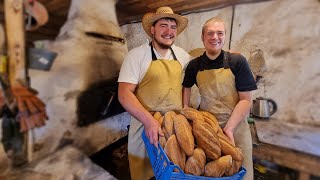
[11,82,48,132]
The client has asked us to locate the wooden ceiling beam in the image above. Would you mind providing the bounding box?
[116,0,272,25]
[147,0,184,9]
[2,0,272,43]
[172,0,234,13]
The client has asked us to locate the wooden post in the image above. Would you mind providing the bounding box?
[4,0,27,85]
[4,0,33,163]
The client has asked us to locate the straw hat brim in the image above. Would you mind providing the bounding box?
[142,13,188,37]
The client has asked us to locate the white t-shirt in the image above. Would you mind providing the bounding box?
[118,42,191,84]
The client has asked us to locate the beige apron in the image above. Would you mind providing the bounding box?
[196,52,253,180]
[128,45,182,180]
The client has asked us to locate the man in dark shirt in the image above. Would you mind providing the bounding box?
[182,17,257,180]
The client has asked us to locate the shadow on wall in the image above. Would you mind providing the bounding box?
[76,78,126,127]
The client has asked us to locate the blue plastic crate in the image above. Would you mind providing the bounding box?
[142,131,246,180]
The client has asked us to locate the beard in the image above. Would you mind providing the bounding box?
[153,33,174,49]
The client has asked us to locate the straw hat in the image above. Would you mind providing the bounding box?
[142,6,188,37]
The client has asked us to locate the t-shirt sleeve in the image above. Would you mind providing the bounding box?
[118,49,142,84]
[182,59,198,88]
[232,55,257,91]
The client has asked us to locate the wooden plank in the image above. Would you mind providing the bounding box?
[255,120,320,157]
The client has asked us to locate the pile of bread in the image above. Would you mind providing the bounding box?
[153,107,243,177]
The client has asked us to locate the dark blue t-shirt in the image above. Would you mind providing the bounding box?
[182,50,257,92]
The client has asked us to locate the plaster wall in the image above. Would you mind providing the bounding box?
[120,0,320,126]
[231,0,320,125]
[26,0,130,160]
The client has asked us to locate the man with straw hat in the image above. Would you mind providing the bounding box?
[118,6,191,180]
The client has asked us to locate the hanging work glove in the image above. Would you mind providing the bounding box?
[11,82,48,132]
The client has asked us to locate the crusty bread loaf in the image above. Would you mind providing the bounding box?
[164,134,186,171]
[200,111,222,133]
[185,148,206,176]
[217,131,242,161]
[193,121,221,160]
[159,136,167,148]
[224,159,242,176]
[181,107,204,122]
[204,155,233,177]
[174,114,194,156]
[225,147,243,176]
[153,111,163,125]
[163,111,176,139]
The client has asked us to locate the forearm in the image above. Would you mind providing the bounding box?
[224,99,251,132]
[182,87,191,108]
[118,82,162,146]
[224,91,253,133]
[118,85,153,126]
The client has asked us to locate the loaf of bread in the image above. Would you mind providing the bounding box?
[164,134,186,171]
[163,111,176,139]
[153,111,163,125]
[200,111,221,133]
[185,148,206,176]
[225,147,243,176]
[204,155,233,177]
[224,159,242,176]
[217,131,242,161]
[174,114,194,156]
[193,120,221,160]
[159,135,167,148]
[181,107,204,122]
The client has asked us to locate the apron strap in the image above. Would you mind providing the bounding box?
[223,51,231,69]
[171,47,178,60]
[149,42,177,61]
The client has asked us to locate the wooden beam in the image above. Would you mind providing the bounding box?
[147,0,184,9]
[116,0,272,25]
[4,0,26,84]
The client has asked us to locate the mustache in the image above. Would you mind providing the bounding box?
[161,33,175,39]
[153,36,173,49]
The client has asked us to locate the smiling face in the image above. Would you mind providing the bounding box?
[151,18,177,49]
[201,19,226,57]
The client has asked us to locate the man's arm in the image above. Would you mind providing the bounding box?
[223,91,253,145]
[182,87,191,108]
[118,82,162,147]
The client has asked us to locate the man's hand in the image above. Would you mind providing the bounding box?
[144,118,164,148]
[11,82,48,132]
[223,127,235,146]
